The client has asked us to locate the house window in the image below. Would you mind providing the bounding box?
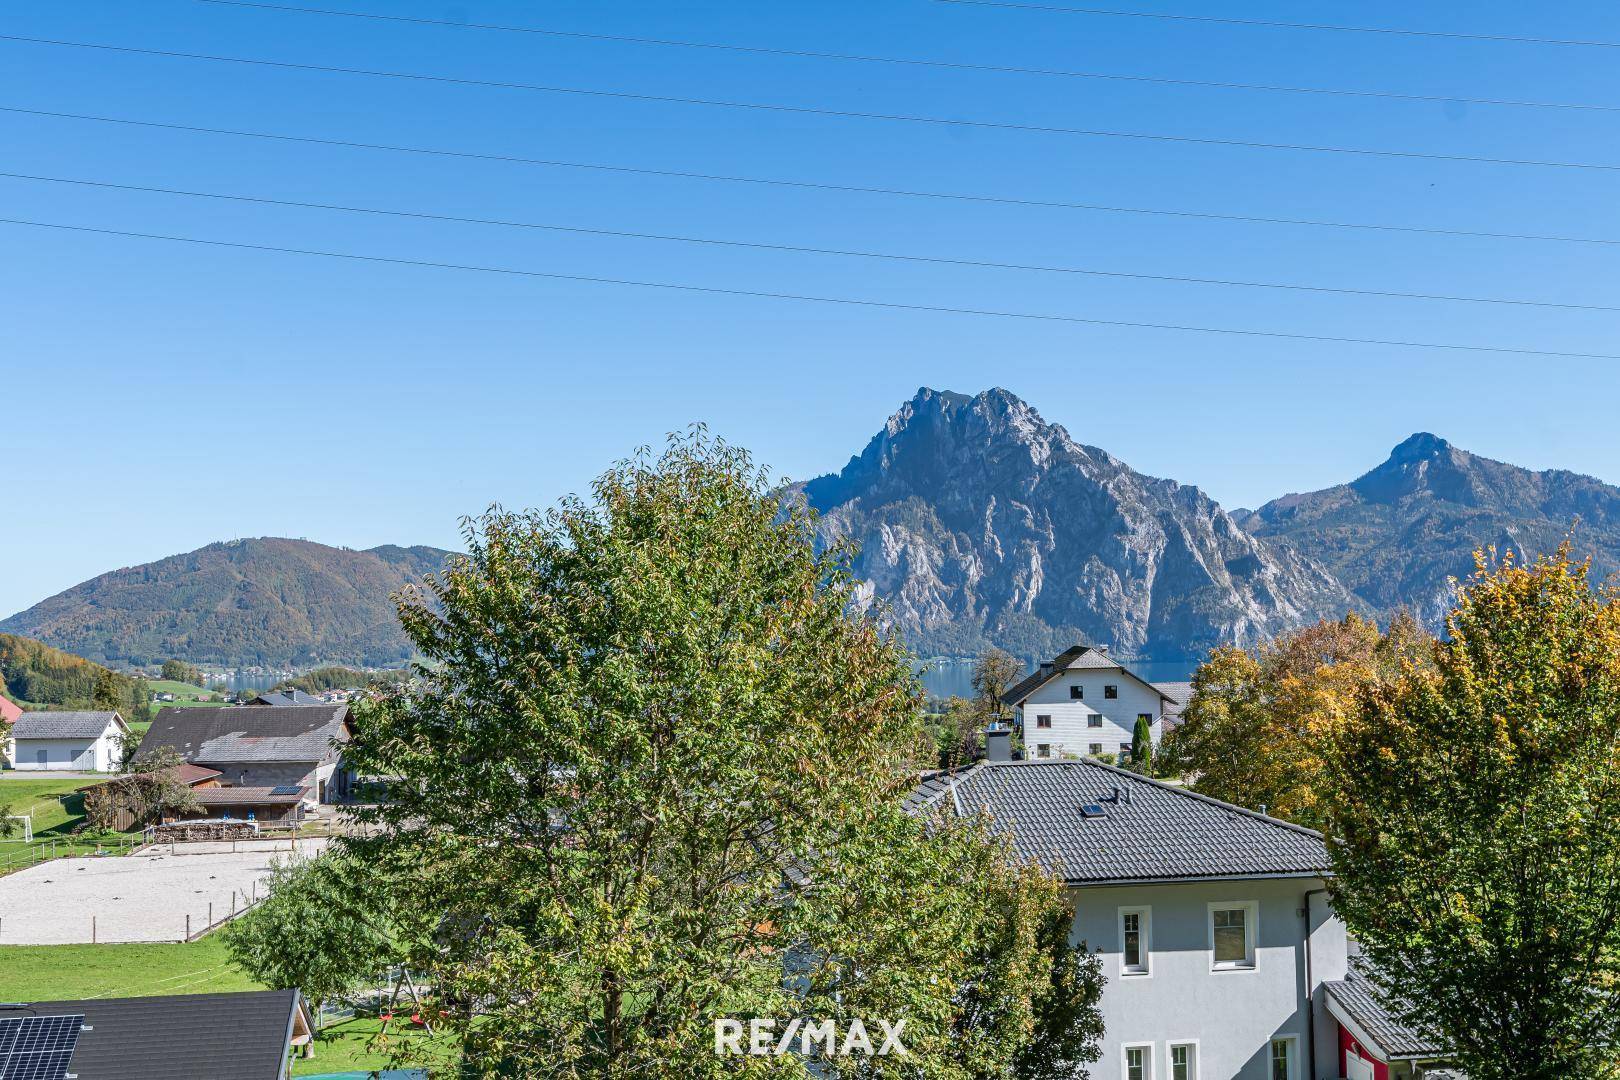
[1268,1037,1297,1080]
[1119,744,1131,758]
[1087,714,1103,728]
[1119,907,1150,975]
[1169,1043,1196,1080]
[1210,902,1257,969]
[1037,744,1051,758]
[1138,713,1153,725]
[1124,1044,1151,1080]
[1036,714,1053,729]
[1104,685,1118,699]
[1069,685,1084,700]
[1089,743,1103,756]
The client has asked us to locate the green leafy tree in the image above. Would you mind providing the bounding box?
[161,658,203,686]
[84,747,204,830]
[1324,547,1620,1080]
[342,432,1101,1079]
[224,851,401,1018]
[1129,716,1153,775]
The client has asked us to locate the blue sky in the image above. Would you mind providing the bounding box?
[5,0,1620,619]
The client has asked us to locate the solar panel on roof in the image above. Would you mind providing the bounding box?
[269,785,302,796]
[0,1014,82,1080]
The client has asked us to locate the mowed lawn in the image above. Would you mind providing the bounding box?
[0,776,97,836]
[0,938,262,999]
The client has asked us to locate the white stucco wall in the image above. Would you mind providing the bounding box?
[12,737,102,771]
[1071,876,1346,1080]
[1017,666,1166,759]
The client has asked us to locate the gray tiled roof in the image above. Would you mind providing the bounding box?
[251,690,323,706]
[1154,681,1194,706]
[137,704,348,765]
[1325,976,1445,1059]
[192,786,307,806]
[10,990,305,1079]
[912,759,1329,885]
[11,711,124,739]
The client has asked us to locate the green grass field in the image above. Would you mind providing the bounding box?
[146,680,229,708]
[0,777,130,865]
[292,1017,451,1077]
[0,938,261,999]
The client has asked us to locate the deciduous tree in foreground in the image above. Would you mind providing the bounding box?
[1325,547,1620,1080]
[343,432,1102,1079]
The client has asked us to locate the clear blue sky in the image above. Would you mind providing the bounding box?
[5,0,1620,619]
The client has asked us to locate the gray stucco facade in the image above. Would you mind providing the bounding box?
[1074,878,1347,1079]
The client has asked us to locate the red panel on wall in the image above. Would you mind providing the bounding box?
[1339,1024,1391,1080]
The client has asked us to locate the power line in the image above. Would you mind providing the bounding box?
[7,34,1620,172]
[929,0,1620,50]
[9,105,1620,250]
[4,215,1616,360]
[6,169,1615,314]
[188,0,1620,115]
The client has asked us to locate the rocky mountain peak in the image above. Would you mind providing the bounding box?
[802,389,1351,660]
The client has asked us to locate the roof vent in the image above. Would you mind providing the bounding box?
[1080,803,1106,818]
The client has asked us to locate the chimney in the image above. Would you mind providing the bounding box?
[1095,645,1109,655]
[984,728,1012,763]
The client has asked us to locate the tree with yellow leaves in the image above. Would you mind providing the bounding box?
[1160,612,1426,828]
[1325,547,1620,1080]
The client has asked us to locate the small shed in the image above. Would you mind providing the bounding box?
[7,711,131,772]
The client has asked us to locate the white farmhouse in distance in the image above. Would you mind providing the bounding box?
[1001,645,1189,761]
[5,710,131,771]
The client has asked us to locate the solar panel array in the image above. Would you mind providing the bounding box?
[269,785,302,796]
[0,1014,83,1080]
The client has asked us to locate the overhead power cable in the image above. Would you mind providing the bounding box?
[9,105,1620,250]
[6,34,1620,172]
[929,0,1620,50]
[4,215,1616,360]
[188,0,1620,114]
[5,169,1615,314]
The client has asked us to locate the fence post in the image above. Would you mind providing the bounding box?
[92,915,96,944]
[209,902,213,928]
[186,913,191,939]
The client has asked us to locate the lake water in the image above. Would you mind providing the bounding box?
[919,658,1197,702]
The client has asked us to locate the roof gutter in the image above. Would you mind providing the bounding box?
[1065,870,1331,888]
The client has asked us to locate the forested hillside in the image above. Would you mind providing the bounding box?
[0,633,151,723]
[0,538,453,668]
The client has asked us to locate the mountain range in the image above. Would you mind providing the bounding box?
[5,388,1617,667]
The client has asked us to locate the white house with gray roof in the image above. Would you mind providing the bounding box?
[914,758,1349,1080]
[4,711,131,771]
[1001,645,1186,762]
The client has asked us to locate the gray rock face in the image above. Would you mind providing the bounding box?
[1246,432,1620,625]
[795,388,1353,660]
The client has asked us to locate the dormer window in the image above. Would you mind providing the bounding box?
[1069,685,1084,700]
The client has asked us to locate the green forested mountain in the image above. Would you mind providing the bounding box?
[0,538,453,669]
[0,632,151,722]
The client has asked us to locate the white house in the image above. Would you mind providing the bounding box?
[1002,645,1185,761]
[914,758,1350,1079]
[6,710,131,772]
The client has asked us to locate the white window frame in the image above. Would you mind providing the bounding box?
[1166,1041,1199,1080]
[1207,900,1258,971]
[1118,906,1151,977]
[1121,1042,1154,1080]
[1267,1034,1300,1080]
